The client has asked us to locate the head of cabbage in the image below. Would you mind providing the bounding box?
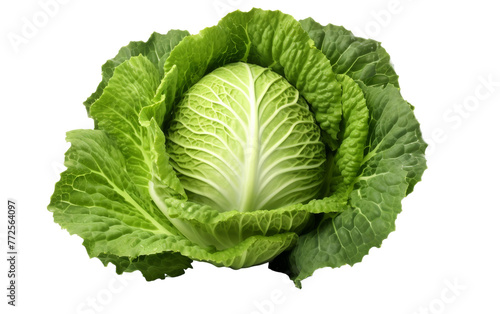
[49,8,426,287]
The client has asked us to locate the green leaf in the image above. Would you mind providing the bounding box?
[145,118,187,200]
[150,184,348,251]
[49,129,299,278]
[300,18,399,88]
[90,55,165,196]
[327,74,369,196]
[184,232,298,269]
[84,30,190,113]
[150,196,312,250]
[48,129,192,277]
[360,83,427,194]
[269,84,427,286]
[98,252,193,280]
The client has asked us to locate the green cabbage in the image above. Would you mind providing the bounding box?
[48,8,426,287]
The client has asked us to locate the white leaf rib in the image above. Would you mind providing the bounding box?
[236,63,261,212]
[258,144,311,180]
[192,85,250,122]
[216,90,251,122]
[168,138,240,178]
[181,152,237,190]
[186,91,249,134]
[274,141,323,150]
[254,76,284,112]
[259,101,301,138]
[183,185,232,210]
[171,165,234,205]
[185,103,246,146]
[218,65,249,88]
[257,85,298,121]
[205,73,251,102]
[173,119,241,163]
[258,120,317,168]
[257,162,325,194]
[256,179,323,210]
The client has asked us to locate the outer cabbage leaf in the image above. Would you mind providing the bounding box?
[48,129,193,278]
[49,128,298,275]
[90,56,167,196]
[150,182,350,251]
[269,84,427,286]
[326,74,369,196]
[99,252,193,281]
[300,18,399,88]
[84,30,190,113]
[150,196,311,250]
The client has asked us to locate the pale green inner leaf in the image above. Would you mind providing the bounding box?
[166,62,326,213]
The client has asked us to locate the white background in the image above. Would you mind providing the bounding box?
[1,0,499,313]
